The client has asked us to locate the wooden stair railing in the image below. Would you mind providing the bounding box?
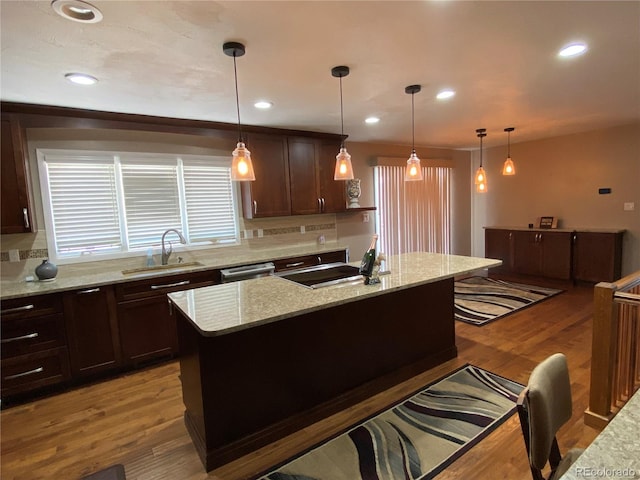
[585,269,640,430]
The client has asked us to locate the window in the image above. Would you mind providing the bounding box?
[37,149,239,263]
[374,165,450,256]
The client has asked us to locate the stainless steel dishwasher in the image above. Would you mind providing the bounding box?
[219,262,276,283]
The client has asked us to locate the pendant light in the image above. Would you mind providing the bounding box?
[405,85,423,181]
[223,41,255,181]
[475,128,487,193]
[331,66,354,180]
[502,127,516,175]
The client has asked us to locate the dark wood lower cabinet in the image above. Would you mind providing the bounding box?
[63,286,122,377]
[117,297,177,366]
[486,228,623,282]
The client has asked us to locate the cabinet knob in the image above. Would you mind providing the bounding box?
[317,198,322,212]
[321,198,326,212]
[253,201,258,215]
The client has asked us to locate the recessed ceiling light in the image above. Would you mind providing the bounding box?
[254,101,273,109]
[65,73,98,85]
[558,43,588,58]
[436,89,456,100]
[365,116,380,124]
[51,0,103,23]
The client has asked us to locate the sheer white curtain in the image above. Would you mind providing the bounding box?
[374,165,450,256]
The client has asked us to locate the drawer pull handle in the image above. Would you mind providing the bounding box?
[285,261,304,268]
[150,280,190,290]
[1,332,39,343]
[23,207,30,229]
[3,304,35,313]
[4,367,44,380]
[77,287,100,294]
[253,201,258,215]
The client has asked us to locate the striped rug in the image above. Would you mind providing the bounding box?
[454,276,562,326]
[259,365,523,480]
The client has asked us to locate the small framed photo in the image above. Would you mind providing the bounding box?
[538,216,556,229]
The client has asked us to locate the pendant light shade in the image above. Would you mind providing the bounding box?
[331,66,354,181]
[223,41,255,181]
[405,85,423,181]
[502,127,515,175]
[475,128,487,193]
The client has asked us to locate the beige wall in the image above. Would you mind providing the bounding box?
[337,141,472,258]
[471,122,640,276]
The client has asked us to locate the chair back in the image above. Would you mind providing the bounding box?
[517,353,573,478]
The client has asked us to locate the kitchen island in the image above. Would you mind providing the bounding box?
[168,252,501,471]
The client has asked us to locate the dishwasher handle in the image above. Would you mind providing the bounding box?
[220,262,275,282]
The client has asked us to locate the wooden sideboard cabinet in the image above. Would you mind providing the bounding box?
[115,270,219,366]
[1,115,33,234]
[485,227,624,282]
[572,231,624,282]
[63,285,122,377]
[1,294,70,398]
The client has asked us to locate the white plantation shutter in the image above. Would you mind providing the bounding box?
[40,155,122,255]
[182,158,237,244]
[120,157,182,249]
[37,150,239,262]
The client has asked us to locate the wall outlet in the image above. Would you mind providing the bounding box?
[244,229,254,239]
[362,212,370,223]
[624,202,635,211]
[257,228,264,238]
[9,249,21,262]
[300,225,306,234]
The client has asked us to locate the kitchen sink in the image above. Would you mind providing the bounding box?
[276,262,362,288]
[121,261,205,275]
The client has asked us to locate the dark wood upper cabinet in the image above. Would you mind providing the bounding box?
[241,134,291,218]
[1,115,33,234]
[289,137,321,215]
[63,285,122,377]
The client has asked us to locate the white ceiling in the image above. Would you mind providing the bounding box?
[1,1,639,150]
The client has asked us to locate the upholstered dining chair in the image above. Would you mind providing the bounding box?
[517,353,585,480]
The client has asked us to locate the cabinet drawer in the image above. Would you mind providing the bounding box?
[115,270,217,301]
[1,294,63,319]
[1,313,66,359]
[1,347,71,397]
[273,250,347,272]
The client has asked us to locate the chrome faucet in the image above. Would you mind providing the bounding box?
[161,229,187,265]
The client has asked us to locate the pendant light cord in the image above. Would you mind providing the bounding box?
[411,92,416,154]
[480,134,483,167]
[233,53,243,143]
[507,130,511,157]
[339,76,345,148]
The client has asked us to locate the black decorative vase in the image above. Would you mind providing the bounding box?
[35,259,58,281]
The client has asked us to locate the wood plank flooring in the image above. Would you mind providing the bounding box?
[1,277,600,480]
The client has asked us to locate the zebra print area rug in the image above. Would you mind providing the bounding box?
[259,365,523,480]
[454,276,562,326]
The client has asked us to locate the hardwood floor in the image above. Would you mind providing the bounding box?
[1,277,600,480]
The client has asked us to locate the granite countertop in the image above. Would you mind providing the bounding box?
[485,226,626,234]
[560,388,640,480]
[0,243,349,300]
[168,252,501,337]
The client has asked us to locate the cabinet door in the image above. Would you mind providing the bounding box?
[539,232,572,280]
[484,229,513,273]
[288,137,320,215]
[1,116,33,234]
[240,134,290,218]
[512,231,542,275]
[118,296,177,366]
[573,231,623,282]
[63,286,122,377]
[318,140,347,213]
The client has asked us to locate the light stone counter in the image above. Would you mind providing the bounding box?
[0,243,349,300]
[560,388,640,480]
[168,252,501,336]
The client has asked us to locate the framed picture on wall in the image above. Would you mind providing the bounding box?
[538,216,557,229]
